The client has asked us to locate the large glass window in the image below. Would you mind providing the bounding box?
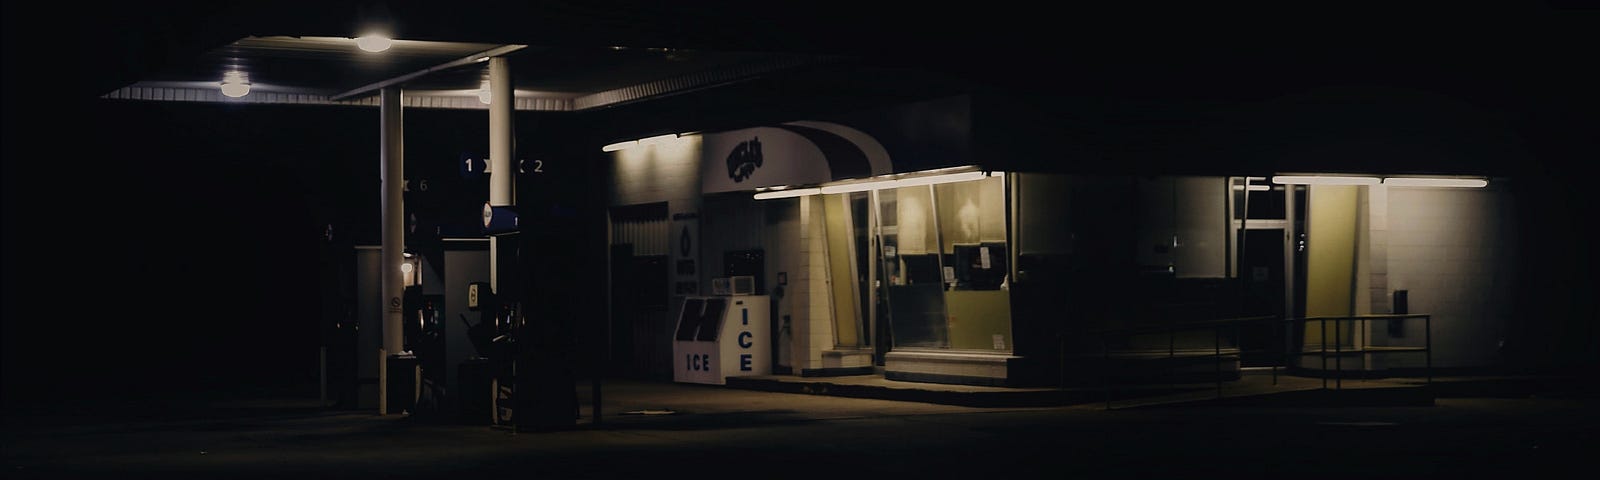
[876,174,1012,352]
[823,193,866,347]
[935,175,1012,351]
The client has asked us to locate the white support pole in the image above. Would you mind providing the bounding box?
[489,56,513,208]
[380,86,405,415]
[488,56,513,293]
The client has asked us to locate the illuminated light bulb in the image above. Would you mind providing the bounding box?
[1271,175,1380,186]
[219,71,249,98]
[356,35,392,52]
[753,188,821,200]
[601,140,637,152]
[1382,177,1488,188]
[219,82,250,98]
[637,134,679,146]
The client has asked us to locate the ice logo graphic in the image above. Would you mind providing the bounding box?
[726,136,763,182]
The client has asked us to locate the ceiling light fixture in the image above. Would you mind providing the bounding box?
[355,34,393,52]
[637,134,680,146]
[1270,175,1381,186]
[752,188,821,200]
[1382,177,1488,188]
[600,140,637,152]
[817,170,999,195]
[219,71,250,98]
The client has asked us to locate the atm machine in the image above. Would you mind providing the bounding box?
[673,277,771,385]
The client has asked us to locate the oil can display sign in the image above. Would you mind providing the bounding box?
[673,212,698,295]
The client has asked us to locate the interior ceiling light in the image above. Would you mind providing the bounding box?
[636,134,680,146]
[219,71,249,98]
[1270,175,1380,186]
[1382,177,1488,188]
[752,166,1000,200]
[600,140,637,152]
[818,170,997,195]
[752,188,821,200]
[355,34,393,52]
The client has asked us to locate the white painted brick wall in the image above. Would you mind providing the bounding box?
[1377,186,1518,369]
[608,137,703,207]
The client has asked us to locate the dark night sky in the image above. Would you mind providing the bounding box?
[5,1,1598,403]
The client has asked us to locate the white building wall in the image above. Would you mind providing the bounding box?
[607,137,705,379]
[763,199,803,373]
[1376,185,1518,369]
[795,195,835,371]
[608,137,703,208]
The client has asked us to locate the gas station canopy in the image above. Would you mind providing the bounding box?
[78,1,1593,177]
[104,34,836,112]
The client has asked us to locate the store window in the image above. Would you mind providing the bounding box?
[876,174,1011,352]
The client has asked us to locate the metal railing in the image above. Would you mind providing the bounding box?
[1286,314,1432,390]
[1058,313,1433,409]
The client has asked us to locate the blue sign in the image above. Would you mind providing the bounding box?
[482,203,519,235]
[459,152,488,180]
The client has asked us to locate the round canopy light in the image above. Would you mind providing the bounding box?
[219,71,250,98]
[356,34,393,52]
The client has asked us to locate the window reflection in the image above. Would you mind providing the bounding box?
[876,175,1012,352]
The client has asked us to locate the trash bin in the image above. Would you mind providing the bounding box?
[385,353,419,414]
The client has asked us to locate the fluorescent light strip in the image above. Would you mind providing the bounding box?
[601,140,637,152]
[636,134,679,146]
[1383,177,1488,188]
[818,171,996,195]
[752,188,821,200]
[1271,175,1380,186]
[818,182,884,194]
[1231,185,1271,191]
[891,171,989,188]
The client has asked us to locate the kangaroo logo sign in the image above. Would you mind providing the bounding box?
[699,121,892,194]
[726,136,763,182]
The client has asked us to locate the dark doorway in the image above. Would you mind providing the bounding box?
[607,244,670,381]
[1237,228,1285,367]
[608,244,635,376]
[611,253,667,380]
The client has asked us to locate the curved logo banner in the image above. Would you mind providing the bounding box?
[699,121,892,194]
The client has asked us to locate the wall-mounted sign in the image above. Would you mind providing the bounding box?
[673,212,699,294]
[483,203,519,234]
[699,122,892,194]
[460,152,488,179]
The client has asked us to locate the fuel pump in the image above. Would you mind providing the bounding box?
[402,288,446,419]
[458,278,521,426]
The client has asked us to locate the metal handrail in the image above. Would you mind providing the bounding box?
[1284,314,1432,390]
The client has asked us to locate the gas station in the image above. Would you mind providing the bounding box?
[36,1,1596,437]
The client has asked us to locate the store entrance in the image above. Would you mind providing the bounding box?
[1236,227,1286,366]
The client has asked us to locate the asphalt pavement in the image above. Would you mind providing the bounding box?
[4,373,1596,479]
